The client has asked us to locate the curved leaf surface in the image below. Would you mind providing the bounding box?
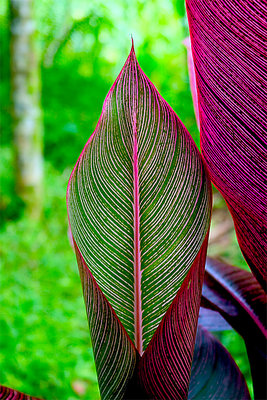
[202,257,267,399]
[188,325,251,400]
[138,237,208,399]
[0,386,41,399]
[186,0,267,290]
[67,44,211,397]
[75,242,138,399]
[198,306,232,332]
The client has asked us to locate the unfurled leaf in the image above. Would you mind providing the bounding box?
[0,385,41,399]
[202,257,267,399]
[188,325,251,400]
[186,0,267,290]
[67,43,211,398]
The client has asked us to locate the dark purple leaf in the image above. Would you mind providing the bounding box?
[186,0,267,290]
[198,306,232,332]
[202,257,267,399]
[188,325,251,400]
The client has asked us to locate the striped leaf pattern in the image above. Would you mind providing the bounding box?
[67,44,211,397]
[75,242,138,399]
[0,386,41,400]
[188,325,251,400]
[138,236,208,399]
[186,0,267,290]
[202,258,267,399]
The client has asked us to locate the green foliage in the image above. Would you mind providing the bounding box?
[1,0,198,169]
[0,156,100,399]
[0,148,24,221]
[0,13,10,148]
[42,64,110,170]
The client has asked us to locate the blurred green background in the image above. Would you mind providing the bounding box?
[0,0,252,399]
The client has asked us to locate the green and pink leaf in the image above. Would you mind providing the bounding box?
[67,43,212,398]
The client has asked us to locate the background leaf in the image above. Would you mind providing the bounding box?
[188,325,251,400]
[185,0,267,290]
[202,257,267,399]
[67,44,211,397]
[197,306,232,332]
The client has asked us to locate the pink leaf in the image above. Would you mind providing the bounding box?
[186,0,267,290]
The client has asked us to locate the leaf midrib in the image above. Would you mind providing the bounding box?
[133,104,143,355]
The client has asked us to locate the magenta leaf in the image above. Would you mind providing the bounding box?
[202,257,267,399]
[67,43,212,398]
[0,386,41,399]
[186,0,267,290]
[188,325,251,400]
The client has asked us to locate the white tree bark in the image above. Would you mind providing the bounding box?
[10,0,43,218]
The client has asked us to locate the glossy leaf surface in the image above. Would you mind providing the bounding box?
[188,325,250,400]
[67,44,211,398]
[198,306,231,332]
[202,257,267,399]
[186,0,267,290]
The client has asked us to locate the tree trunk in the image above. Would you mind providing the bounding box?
[9,0,43,218]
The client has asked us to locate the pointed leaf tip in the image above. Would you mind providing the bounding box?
[131,36,135,53]
[122,38,137,70]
